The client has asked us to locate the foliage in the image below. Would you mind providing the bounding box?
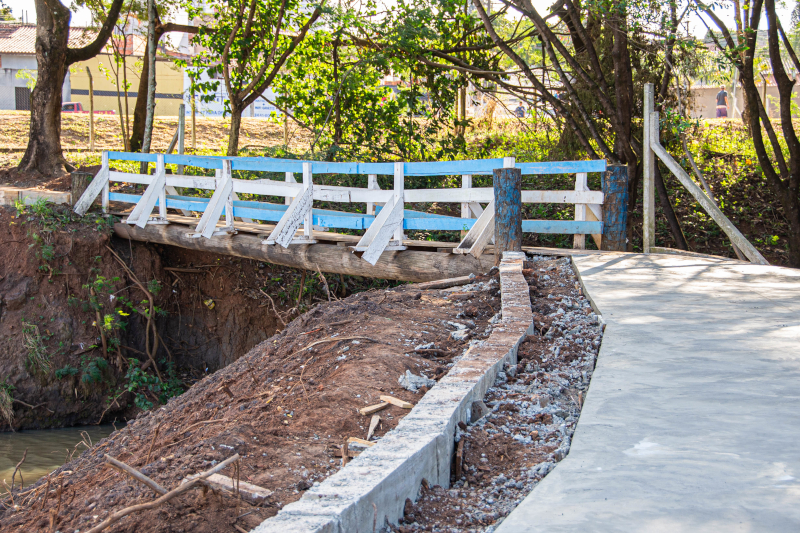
[55,365,80,380]
[123,359,184,410]
[16,69,37,90]
[183,0,322,155]
[272,3,468,162]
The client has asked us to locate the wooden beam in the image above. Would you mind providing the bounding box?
[114,223,496,282]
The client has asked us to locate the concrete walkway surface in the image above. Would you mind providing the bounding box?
[497,254,800,532]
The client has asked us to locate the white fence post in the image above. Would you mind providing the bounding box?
[573,172,587,249]
[285,172,296,205]
[367,174,380,215]
[101,151,109,214]
[461,174,472,238]
[393,162,405,243]
[302,163,313,240]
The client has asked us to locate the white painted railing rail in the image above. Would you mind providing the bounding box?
[75,153,607,265]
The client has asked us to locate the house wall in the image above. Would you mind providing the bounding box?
[0,53,37,110]
[69,54,185,116]
[689,85,800,119]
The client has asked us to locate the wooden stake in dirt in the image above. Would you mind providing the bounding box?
[359,402,389,416]
[379,395,413,409]
[86,66,94,151]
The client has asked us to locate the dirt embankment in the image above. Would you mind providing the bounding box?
[0,273,500,533]
[0,204,377,431]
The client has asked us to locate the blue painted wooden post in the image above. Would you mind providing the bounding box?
[493,167,522,264]
[601,164,629,251]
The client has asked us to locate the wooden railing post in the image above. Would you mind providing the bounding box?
[367,174,379,215]
[177,103,185,175]
[285,172,296,205]
[461,174,472,237]
[572,172,588,249]
[493,167,522,264]
[601,165,629,251]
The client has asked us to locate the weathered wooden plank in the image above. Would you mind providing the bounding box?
[264,178,313,247]
[454,200,495,257]
[194,163,234,238]
[360,197,405,265]
[73,153,109,216]
[114,223,496,282]
[126,157,167,228]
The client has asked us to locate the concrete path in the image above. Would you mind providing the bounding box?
[498,254,800,532]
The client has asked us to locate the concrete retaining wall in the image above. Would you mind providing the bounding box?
[252,251,533,533]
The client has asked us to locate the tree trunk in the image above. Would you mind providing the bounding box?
[18,0,72,176]
[227,106,242,156]
[140,0,158,162]
[129,25,165,152]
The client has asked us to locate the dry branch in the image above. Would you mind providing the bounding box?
[84,454,240,533]
[104,455,167,495]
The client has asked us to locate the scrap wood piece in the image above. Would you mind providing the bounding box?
[348,437,376,447]
[359,402,389,416]
[366,415,380,441]
[202,474,272,504]
[332,447,361,458]
[104,455,167,495]
[409,275,476,291]
[380,395,414,409]
[84,454,240,533]
[454,439,465,478]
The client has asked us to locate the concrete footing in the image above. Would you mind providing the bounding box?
[251,252,533,533]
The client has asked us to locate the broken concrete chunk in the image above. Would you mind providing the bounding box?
[470,400,489,423]
[451,329,470,341]
[398,370,436,392]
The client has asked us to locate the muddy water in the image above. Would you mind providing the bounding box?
[0,425,118,491]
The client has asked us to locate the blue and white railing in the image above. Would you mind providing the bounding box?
[74,153,606,265]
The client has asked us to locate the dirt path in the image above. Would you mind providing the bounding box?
[0,274,500,532]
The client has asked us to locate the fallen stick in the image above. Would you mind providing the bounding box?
[84,454,240,533]
[104,455,167,495]
[12,399,55,414]
[286,336,382,360]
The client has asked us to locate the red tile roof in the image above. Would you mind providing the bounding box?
[0,23,96,54]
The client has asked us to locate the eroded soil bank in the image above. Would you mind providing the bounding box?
[0,204,390,431]
[0,273,500,532]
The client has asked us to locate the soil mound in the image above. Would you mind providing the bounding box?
[1,274,500,532]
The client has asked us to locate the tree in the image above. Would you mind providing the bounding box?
[128,4,198,152]
[700,0,800,266]
[394,0,698,249]
[188,0,323,156]
[271,5,466,162]
[20,0,125,176]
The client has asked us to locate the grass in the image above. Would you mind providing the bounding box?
[0,380,13,427]
[22,321,51,378]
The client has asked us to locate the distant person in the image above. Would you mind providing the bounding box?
[514,102,526,118]
[715,86,728,118]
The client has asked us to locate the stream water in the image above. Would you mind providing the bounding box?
[0,425,118,492]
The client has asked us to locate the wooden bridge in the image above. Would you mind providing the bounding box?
[75,153,626,281]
